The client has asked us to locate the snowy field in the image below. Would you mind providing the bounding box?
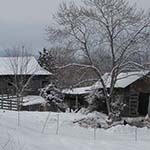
[0,110,150,150]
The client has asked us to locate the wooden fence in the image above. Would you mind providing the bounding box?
[0,96,22,111]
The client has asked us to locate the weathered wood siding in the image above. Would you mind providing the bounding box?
[122,75,150,117]
[0,75,50,95]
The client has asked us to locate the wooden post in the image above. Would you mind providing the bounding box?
[56,113,59,135]
[69,99,71,112]
[75,96,78,109]
[1,99,3,109]
[94,125,96,140]
[148,96,150,117]
[7,92,9,99]
[2,89,3,98]
[135,127,137,141]
[41,111,51,133]
[10,100,12,110]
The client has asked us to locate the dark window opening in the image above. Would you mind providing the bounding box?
[138,93,149,116]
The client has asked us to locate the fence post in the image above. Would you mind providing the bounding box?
[41,111,51,133]
[10,100,12,110]
[1,99,3,109]
[56,113,60,135]
[135,127,137,141]
[94,125,96,140]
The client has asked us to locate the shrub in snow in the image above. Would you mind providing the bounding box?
[86,90,126,123]
[40,84,66,112]
[73,111,108,128]
[109,97,126,122]
[85,89,107,113]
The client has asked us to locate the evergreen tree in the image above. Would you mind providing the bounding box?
[38,48,56,74]
[38,48,57,84]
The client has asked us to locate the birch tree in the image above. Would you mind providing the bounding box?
[47,0,150,121]
[6,46,37,126]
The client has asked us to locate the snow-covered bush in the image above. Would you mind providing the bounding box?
[86,89,107,113]
[86,90,126,123]
[73,111,108,128]
[105,95,126,123]
[110,96,126,121]
[40,84,66,112]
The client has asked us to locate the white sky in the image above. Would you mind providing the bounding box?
[0,0,149,53]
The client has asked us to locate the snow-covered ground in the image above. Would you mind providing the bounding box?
[0,110,150,150]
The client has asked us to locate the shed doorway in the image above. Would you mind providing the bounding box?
[138,93,149,116]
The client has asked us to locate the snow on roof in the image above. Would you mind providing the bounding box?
[93,71,149,89]
[22,96,46,106]
[0,57,52,75]
[62,86,93,95]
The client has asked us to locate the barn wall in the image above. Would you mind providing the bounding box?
[122,75,150,117]
[27,75,50,95]
[0,76,15,95]
[0,75,50,96]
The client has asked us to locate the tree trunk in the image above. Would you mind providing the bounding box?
[106,97,111,115]
[148,96,150,117]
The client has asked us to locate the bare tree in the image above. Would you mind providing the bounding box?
[5,46,39,126]
[47,0,150,121]
[38,46,99,88]
[38,46,80,88]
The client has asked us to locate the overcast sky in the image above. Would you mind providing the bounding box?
[0,0,149,54]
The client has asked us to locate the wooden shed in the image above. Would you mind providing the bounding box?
[0,57,52,96]
[62,86,93,111]
[94,71,150,117]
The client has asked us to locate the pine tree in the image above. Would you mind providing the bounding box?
[38,48,58,84]
[38,48,56,73]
